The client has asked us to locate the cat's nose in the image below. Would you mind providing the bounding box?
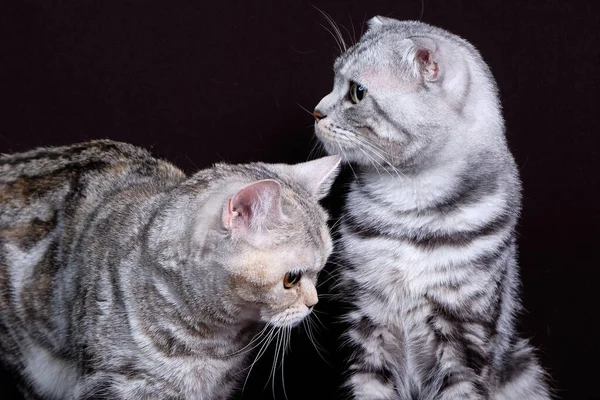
[303,286,319,308]
[313,109,326,122]
[305,297,318,308]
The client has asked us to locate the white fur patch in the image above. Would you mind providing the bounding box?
[5,236,52,305]
[348,372,398,400]
[23,343,78,399]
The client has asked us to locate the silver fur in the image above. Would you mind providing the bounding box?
[314,17,550,399]
[0,140,340,399]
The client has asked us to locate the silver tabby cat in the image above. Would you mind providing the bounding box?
[0,140,340,399]
[314,17,550,399]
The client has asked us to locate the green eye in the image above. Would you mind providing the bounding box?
[283,271,302,289]
[349,81,367,104]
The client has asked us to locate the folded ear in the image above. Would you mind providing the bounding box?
[367,15,397,31]
[288,155,341,200]
[223,180,282,233]
[404,36,440,81]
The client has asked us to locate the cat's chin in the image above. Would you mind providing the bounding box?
[313,131,365,165]
[263,309,311,328]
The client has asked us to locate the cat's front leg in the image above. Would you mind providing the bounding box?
[429,316,489,400]
[343,310,401,400]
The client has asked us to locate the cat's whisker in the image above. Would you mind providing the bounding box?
[344,134,395,179]
[317,269,338,288]
[230,326,276,358]
[303,315,331,366]
[311,310,329,332]
[346,159,359,181]
[354,141,385,178]
[326,259,349,269]
[329,216,344,231]
[318,23,344,54]
[267,326,283,395]
[224,323,271,357]
[331,138,358,180]
[351,136,399,167]
[241,324,279,394]
[306,138,325,162]
[351,135,406,179]
[247,324,278,359]
[317,292,340,300]
[317,267,335,279]
[296,102,315,116]
[352,134,393,157]
[280,326,291,400]
[313,6,347,53]
[338,24,354,49]
[348,12,358,46]
[338,133,383,176]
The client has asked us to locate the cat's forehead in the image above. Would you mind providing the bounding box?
[334,33,403,78]
[333,21,447,79]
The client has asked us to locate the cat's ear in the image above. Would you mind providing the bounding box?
[223,180,282,232]
[367,15,396,30]
[289,155,341,200]
[405,37,440,81]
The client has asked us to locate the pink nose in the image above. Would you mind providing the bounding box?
[313,110,325,121]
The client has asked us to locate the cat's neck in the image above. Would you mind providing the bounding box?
[352,147,508,213]
[125,267,264,359]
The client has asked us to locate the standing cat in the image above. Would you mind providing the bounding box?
[314,17,550,399]
[0,140,340,399]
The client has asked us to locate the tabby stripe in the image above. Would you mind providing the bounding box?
[343,211,513,249]
[346,339,396,384]
[0,142,123,167]
[371,98,415,140]
[426,169,500,213]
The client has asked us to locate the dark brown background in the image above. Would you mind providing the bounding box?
[2,0,598,399]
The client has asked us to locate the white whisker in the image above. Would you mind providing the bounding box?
[241,324,279,394]
[313,6,347,53]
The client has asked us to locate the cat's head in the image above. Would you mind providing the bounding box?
[314,17,504,171]
[191,156,341,328]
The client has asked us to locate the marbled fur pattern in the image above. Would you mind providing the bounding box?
[0,140,340,399]
[314,17,550,399]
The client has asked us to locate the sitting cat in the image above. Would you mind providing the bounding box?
[0,140,340,399]
[314,17,550,399]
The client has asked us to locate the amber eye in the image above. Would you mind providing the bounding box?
[349,81,367,104]
[283,271,302,289]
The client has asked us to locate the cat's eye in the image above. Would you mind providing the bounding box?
[283,271,302,289]
[349,81,367,104]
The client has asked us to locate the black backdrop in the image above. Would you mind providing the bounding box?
[2,1,598,399]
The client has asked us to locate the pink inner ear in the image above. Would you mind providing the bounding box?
[224,180,281,231]
[416,48,439,80]
[417,48,430,64]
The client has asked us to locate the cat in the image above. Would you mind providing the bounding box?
[0,139,340,400]
[313,17,550,400]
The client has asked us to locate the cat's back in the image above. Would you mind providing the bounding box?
[0,140,184,226]
[0,139,178,194]
[0,140,187,398]
[0,140,186,266]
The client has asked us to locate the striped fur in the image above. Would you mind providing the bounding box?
[0,140,340,399]
[314,18,550,399]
